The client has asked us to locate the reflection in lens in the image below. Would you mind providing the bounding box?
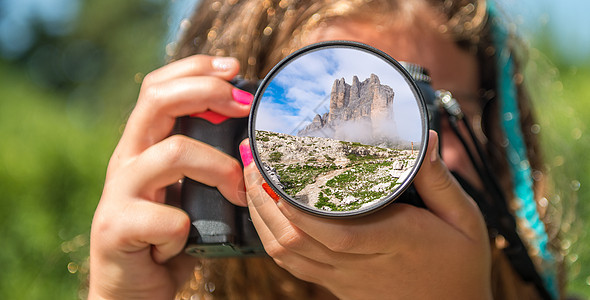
[251,43,425,215]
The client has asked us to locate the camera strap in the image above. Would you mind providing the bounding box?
[402,61,553,298]
[440,93,553,300]
[452,171,552,300]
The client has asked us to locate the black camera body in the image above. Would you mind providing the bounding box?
[176,79,265,257]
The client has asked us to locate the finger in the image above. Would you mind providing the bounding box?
[413,130,486,240]
[274,193,429,254]
[119,135,247,206]
[142,55,240,86]
[244,170,358,264]
[240,139,340,259]
[270,250,333,285]
[139,77,252,119]
[118,77,252,160]
[122,200,191,264]
[239,139,405,255]
[247,203,333,284]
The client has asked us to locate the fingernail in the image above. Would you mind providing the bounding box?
[262,183,281,203]
[239,144,253,167]
[430,135,439,163]
[212,57,237,71]
[232,88,253,105]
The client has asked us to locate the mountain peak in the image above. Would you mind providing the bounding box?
[298,74,395,145]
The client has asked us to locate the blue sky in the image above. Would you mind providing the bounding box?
[0,0,80,58]
[496,0,590,63]
[253,47,424,143]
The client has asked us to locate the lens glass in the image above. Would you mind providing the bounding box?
[249,42,428,216]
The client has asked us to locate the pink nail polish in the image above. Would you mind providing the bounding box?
[232,88,253,105]
[190,111,229,124]
[239,144,253,166]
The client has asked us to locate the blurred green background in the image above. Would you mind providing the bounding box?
[0,0,588,299]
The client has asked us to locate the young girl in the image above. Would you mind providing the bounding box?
[88,0,562,299]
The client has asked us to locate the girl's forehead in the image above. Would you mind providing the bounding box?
[302,18,480,98]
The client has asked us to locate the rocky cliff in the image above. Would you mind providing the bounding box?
[298,74,396,145]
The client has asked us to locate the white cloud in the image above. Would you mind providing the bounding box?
[253,45,426,142]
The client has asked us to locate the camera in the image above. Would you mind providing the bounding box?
[175,79,265,257]
[170,41,554,300]
[174,41,440,257]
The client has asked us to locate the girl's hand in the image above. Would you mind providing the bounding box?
[89,55,252,299]
[241,130,492,299]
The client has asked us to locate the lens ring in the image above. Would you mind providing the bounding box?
[249,41,429,218]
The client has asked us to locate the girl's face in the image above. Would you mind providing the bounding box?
[303,16,484,190]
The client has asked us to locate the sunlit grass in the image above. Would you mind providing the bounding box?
[549,66,590,297]
[525,55,590,297]
[0,62,120,298]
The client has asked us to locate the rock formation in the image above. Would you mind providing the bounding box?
[298,74,396,145]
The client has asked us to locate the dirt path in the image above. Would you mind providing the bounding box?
[295,167,349,207]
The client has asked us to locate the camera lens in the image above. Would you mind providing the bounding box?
[249,41,429,217]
